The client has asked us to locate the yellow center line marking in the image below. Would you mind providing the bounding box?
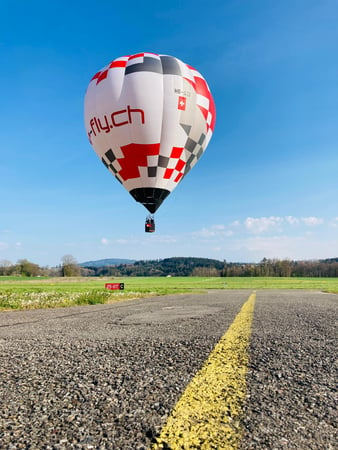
[151,292,256,450]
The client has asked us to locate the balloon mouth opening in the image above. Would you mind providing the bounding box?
[130,188,170,213]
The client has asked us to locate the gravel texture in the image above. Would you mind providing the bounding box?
[241,290,337,450]
[0,291,246,449]
[0,290,336,449]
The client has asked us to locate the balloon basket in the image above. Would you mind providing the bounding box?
[145,215,155,233]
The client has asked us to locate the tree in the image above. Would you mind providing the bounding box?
[0,260,13,276]
[192,266,220,277]
[17,259,41,277]
[61,255,80,277]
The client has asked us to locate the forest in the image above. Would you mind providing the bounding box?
[1,256,337,278]
[81,256,338,278]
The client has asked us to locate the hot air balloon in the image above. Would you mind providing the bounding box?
[84,52,216,232]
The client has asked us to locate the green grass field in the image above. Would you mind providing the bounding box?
[0,276,337,310]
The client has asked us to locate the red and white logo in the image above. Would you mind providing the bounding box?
[178,96,186,110]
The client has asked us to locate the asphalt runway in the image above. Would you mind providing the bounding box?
[0,290,336,449]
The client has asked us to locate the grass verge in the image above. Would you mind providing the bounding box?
[0,276,337,310]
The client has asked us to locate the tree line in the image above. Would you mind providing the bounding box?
[223,257,338,277]
[0,255,81,277]
[1,256,337,277]
[83,257,338,277]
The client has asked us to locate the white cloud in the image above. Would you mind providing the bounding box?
[58,215,337,265]
[230,220,240,227]
[224,230,234,237]
[285,216,299,225]
[211,224,226,231]
[244,216,284,233]
[227,234,338,262]
[241,215,325,234]
[193,227,220,238]
[329,217,338,227]
[176,215,337,262]
[192,224,232,238]
[301,217,324,226]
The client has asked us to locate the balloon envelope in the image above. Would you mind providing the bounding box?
[84,52,216,213]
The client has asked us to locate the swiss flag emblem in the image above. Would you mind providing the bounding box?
[178,96,186,110]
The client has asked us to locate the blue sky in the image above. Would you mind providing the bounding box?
[1,0,337,267]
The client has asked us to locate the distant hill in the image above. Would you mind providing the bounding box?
[320,257,338,263]
[79,258,135,268]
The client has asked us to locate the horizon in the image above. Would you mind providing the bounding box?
[3,254,337,270]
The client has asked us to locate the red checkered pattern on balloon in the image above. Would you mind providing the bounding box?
[163,147,186,183]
